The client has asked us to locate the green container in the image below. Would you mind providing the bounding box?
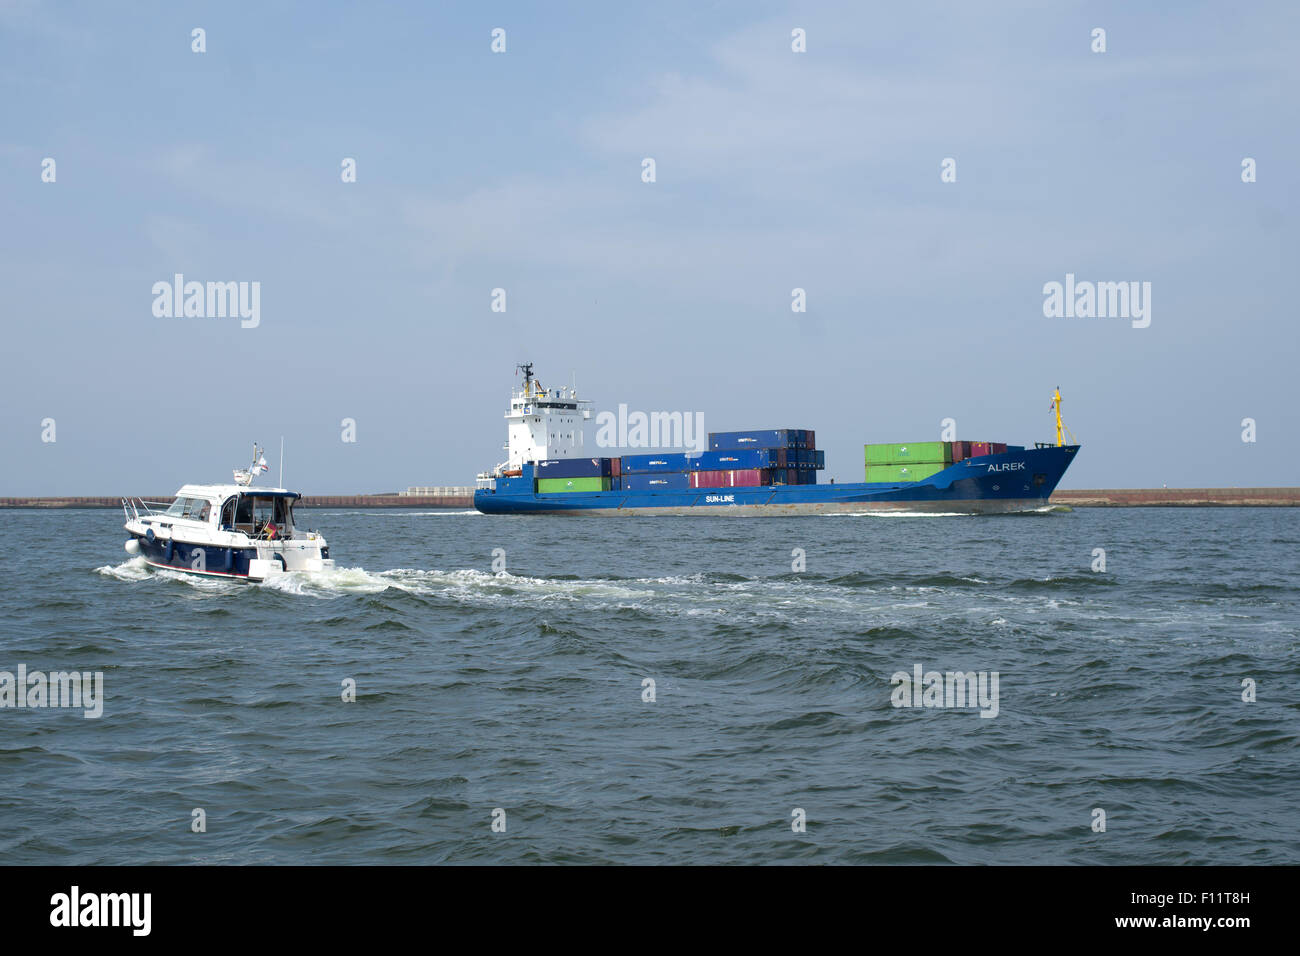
[537,476,610,494]
[864,441,952,465]
[865,462,947,483]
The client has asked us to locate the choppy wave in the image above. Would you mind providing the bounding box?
[24,506,1300,864]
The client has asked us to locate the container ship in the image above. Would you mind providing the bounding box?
[473,365,1079,516]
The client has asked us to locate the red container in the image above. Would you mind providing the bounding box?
[610,457,621,477]
[733,468,770,487]
[950,441,971,462]
[806,430,815,450]
[970,441,992,458]
[989,442,1007,455]
[689,469,771,488]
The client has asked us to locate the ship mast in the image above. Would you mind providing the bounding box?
[1053,387,1063,447]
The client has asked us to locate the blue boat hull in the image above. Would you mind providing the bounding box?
[132,535,262,578]
[475,445,1080,515]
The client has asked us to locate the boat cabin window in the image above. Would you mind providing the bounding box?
[231,495,293,537]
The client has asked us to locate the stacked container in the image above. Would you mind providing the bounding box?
[559,427,829,493]
[864,462,947,483]
[620,452,699,473]
[535,457,615,479]
[863,441,952,483]
[623,473,691,492]
[537,476,612,493]
[689,469,772,489]
[709,429,809,451]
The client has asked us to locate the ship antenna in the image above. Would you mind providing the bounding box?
[516,362,534,398]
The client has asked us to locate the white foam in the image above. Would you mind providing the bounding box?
[94,556,152,581]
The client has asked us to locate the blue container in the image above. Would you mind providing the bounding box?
[813,449,825,469]
[709,429,805,451]
[622,472,690,491]
[692,448,779,470]
[534,457,613,479]
[621,452,692,474]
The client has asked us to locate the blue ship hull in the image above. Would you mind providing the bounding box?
[475,445,1080,515]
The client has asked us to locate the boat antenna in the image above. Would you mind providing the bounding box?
[516,362,534,398]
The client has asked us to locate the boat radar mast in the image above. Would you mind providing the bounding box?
[233,443,269,487]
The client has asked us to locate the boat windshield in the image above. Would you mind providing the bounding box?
[164,497,212,521]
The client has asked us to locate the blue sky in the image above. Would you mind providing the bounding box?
[2,1,1296,494]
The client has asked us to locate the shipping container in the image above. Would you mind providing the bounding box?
[536,476,611,493]
[806,430,815,450]
[812,449,825,469]
[950,441,971,462]
[969,442,992,458]
[620,452,693,474]
[864,441,953,465]
[865,462,948,483]
[989,442,1007,455]
[609,457,622,477]
[709,429,809,451]
[622,472,690,492]
[689,469,772,489]
[691,448,783,471]
[534,457,613,479]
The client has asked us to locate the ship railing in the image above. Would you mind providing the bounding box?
[121,497,172,521]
